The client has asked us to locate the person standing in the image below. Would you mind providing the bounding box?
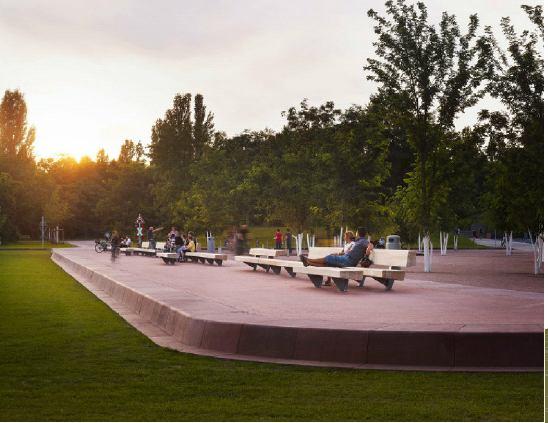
[274,228,283,249]
[110,230,120,262]
[235,224,248,255]
[147,226,163,250]
[285,228,293,255]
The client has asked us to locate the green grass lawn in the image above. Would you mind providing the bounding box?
[0,250,542,421]
[0,240,73,249]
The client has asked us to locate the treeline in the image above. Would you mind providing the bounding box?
[0,1,543,242]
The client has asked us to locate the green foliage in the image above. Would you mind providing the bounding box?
[365,0,494,231]
[0,2,542,242]
[479,5,544,234]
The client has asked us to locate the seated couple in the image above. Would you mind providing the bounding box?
[168,228,196,259]
[299,227,373,268]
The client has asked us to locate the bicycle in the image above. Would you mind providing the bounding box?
[95,239,109,253]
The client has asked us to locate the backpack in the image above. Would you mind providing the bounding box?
[359,256,373,268]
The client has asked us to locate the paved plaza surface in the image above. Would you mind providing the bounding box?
[52,242,543,370]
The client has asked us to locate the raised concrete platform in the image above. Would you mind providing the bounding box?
[51,242,543,371]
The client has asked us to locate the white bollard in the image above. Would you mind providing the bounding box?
[453,234,458,250]
[418,233,422,253]
[531,233,543,274]
[423,234,432,272]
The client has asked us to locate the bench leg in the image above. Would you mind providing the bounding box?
[357,276,366,288]
[332,278,349,292]
[373,277,395,291]
[258,264,271,272]
[307,274,323,288]
[284,267,296,277]
[270,265,281,275]
[170,258,176,265]
[125,251,132,256]
[245,262,257,270]
[215,259,223,266]
[199,257,206,264]
[206,258,214,265]
[162,258,169,264]
[191,257,199,263]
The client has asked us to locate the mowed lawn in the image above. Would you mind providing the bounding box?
[0,250,542,421]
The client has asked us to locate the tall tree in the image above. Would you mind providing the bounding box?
[479,5,543,234]
[149,93,215,223]
[365,0,493,232]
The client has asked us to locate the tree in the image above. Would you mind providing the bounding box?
[118,139,145,163]
[365,0,493,232]
[0,172,16,242]
[149,93,215,223]
[479,5,543,234]
[44,186,72,228]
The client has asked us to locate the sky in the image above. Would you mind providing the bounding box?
[0,0,540,160]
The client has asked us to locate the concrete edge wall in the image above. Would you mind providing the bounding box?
[51,251,543,370]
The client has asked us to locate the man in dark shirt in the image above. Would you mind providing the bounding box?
[300,227,372,267]
[285,228,292,254]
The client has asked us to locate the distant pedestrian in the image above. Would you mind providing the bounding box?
[111,230,120,262]
[235,224,249,255]
[274,228,283,249]
[285,228,292,254]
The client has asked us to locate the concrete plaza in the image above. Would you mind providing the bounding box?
[52,242,543,371]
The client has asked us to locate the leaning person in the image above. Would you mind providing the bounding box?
[300,227,372,267]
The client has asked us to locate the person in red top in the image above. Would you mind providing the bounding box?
[274,228,283,249]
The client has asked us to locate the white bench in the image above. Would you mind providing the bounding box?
[185,252,228,266]
[234,255,304,277]
[346,249,416,290]
[249,248,288,258]
[122,241,156,256]
[293,266,363,292]
[156,251,178,264]
[307,247,416,291]
[235,248,299,276]
[157,251,228,265]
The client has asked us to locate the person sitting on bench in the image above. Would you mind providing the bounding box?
[300,227,373,267]
[177,233,196,260]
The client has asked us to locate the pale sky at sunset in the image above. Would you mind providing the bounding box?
[0,0,539,160]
